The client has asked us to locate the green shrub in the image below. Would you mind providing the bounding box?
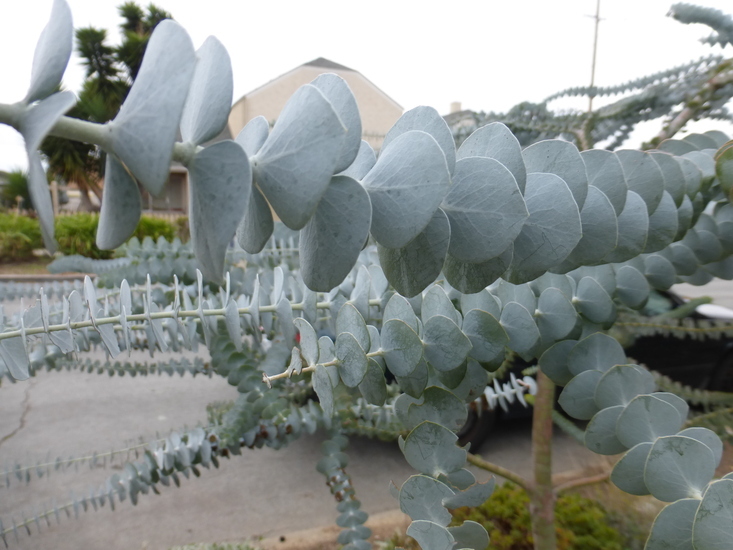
[0,213,42,261]
[174,215,190,242]
[54,213,109,259]
[380,483,630,550]
[54,213,178,259]
[0,170,32,210]
[134,215,177,242]
[449,483,626,550]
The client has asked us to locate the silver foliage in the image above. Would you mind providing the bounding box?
[5,2,733,549]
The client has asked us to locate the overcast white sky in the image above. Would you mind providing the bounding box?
[1,0,732,172]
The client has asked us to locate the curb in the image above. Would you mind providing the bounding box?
[257,509,410,550]
[0,273,91,282]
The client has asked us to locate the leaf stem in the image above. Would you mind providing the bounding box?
[553,472,610,495]
[645,64,733,148]
[0,299,385,342]
[466,453,529,490]
[0,101,195,163]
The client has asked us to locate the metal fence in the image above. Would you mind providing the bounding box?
[12,209,186,222]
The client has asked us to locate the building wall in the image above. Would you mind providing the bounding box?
[141,169,188,212]
[228,65,402,151]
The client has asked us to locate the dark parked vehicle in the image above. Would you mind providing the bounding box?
[459,289,733,450]
[625,290,733,392]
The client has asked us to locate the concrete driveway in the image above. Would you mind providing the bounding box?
[0,354,604,549]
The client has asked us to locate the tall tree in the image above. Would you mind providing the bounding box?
[41,2,172,211]
[116,2,171,81]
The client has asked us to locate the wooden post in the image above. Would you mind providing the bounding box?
[50,180,59,216]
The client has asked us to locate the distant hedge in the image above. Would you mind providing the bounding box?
[0,212,181,261]
[55,213,178,259]
[0,213,43,261]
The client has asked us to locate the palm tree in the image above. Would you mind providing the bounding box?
[116,2,172,81]
[0,170,32,210]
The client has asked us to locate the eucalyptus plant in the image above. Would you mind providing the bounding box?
[450,3,733,152]
[3,2,733,550]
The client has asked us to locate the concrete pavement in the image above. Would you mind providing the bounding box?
[0,354,604,549]
[674,279,733,308]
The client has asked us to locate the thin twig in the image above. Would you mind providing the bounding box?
[466,453,529,490]
[645,63,733,148]
[554,472,610,495]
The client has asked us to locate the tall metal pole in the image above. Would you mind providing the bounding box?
[588,0,601,113]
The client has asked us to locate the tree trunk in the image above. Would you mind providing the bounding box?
[87,177,103,203]
[75,180,97,211]
[529,371,557,550]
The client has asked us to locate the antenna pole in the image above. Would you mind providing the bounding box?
[588,0,601,112]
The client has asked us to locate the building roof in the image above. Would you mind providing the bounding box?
[303,57,354,72]
[232,57,402,112]
[443,109,478,126]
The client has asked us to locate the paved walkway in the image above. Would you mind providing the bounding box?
[674,279,733,308]
[0,356,602,549]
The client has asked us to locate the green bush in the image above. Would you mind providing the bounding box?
[173,215,190,242]
[449,483,626,550]
[54,213,109,259]
[134,215,177,242]
[380,483,631,550]
[54,213,178,259]
[0,170,32,210]
[0,212,42,261]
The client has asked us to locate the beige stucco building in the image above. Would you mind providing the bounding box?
[228,58,403,151]
[149,58,401,213]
